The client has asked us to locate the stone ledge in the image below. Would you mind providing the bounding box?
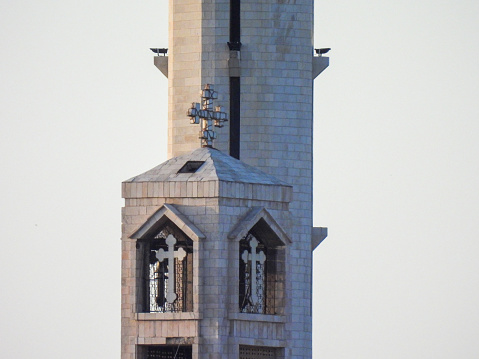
[228,312,286,323]
[135,312,202,321]
[154,56,168,78]
[313,56,329,79]
[123,180,292,203]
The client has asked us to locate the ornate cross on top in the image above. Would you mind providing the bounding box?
[242,237,266,306]
[187,84,228,148]
[154,234,186,304]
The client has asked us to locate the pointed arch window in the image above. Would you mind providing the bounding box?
[239,230,284,315]
[239,232,272,314]
[238,224,286,315]
[230,208,290,316]
[132,204,204,314]
[137,223,193,313]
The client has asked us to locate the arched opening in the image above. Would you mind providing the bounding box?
[136,221,193,313]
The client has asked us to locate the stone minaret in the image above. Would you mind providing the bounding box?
[122,1,328,358]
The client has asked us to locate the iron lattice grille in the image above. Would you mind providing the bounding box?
[239,345,277,359]
[145,345,192,359]
[142,228,193,313]
[239,233,276,314]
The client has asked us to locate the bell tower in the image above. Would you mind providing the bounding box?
[121,1,328,358]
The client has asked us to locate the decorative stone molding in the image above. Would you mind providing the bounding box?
[228,207,291,245]
[130,203,205,241]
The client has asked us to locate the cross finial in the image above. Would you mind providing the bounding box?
[187,84,228,148]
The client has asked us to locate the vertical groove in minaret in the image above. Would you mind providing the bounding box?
[229,77,240,159]
[230,0,240,43]
[229,0,241,159]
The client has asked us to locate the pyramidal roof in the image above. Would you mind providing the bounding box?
[125,147,288,186]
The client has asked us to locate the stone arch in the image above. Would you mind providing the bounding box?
[131,203,205,242]
[131,204,204,314]
[227,207,291,245]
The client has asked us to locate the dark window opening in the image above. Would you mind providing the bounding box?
[239,233,278,315]
[138,345,192,359]
[239,345,283,359]
[178,161,205,174]
[137,223,193,313]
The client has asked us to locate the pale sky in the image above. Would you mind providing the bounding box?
[1,1,478,358]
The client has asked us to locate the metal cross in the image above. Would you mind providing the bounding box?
[242,237,266,306]
[187,84,228,148]
[154,234,187,304]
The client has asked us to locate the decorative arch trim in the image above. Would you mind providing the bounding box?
[228,207,291,245]
[130,203,205,241]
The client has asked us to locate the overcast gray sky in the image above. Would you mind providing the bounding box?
[1,0,478,358]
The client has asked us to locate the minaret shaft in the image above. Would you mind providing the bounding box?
[168,2,315,357]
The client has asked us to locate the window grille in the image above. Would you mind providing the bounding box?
[139,345,192,359]
[239,345,278,359]
[239,233,276,314]
[138,225,193,313]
